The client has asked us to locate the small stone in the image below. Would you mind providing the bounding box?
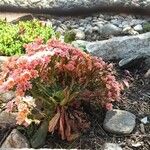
[133,24,143,31]
[0,56,9,63]
[122,21,129,27]
[72,40,89,49]
[0,91,15,103]
[56,27,65,34]
[144,69,150,78]
[1,129,29,148]
[111,19,121,26]
[140,123,145,134]
[102,23,122,36]
[123,26,132,31]
[103,109,136,134]
[31,0,41,3]
[141,117,149,124]
[73,29,85,40]
[103,143,122,150]
[131,142,143,148]
[0,111,17,127]
[92,26,99,32]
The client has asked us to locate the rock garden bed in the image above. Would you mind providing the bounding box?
[0,2,150,149]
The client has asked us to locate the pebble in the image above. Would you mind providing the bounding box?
[0,111,17,128]
[140,117,149,124]
[133,24,143,31]
[1,129,30,148]
[103,109,136,134]
[0,91,15,103]
[0,10,149,41]
[102,23,122,36]
[103,143,122,150]
[73,29,85,40]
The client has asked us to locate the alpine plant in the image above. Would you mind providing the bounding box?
[0,38,123,141]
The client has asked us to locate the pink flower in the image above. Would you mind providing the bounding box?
[105,103,113,110]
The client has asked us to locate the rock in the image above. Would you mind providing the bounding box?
[131,142,143,148]
[103,143,122,150]
[0,111,17,127]
[73,29,85,40]
[31,0,41,4]
[144,69,150,78]
[0,56,9,63]
[92,26,99,32]
[133,24,143,31]
[111,19,121,26]
[103,109,136,134]
[122,21,129,27]
[56,27,65,34]
[140,123,145,134]
[118,54,145,67]
[141,117,149,124]
[72,40,89,49]
[122,26,132,33]
[101,23,122,36]
[0,91,15,103]
[86,32,150,60]
[1,129,30,148]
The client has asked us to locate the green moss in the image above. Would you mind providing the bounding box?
[0,19,56,56]
[64,30,76,43]
[143,22,150,33]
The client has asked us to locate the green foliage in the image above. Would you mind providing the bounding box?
[64,30,76,43]
[0,19,55,56]
[143,22,150,33]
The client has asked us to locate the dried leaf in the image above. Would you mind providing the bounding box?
[59,107,65,140]
[122,79,130,88]
[48,111,60,132]
[64,111,71,141]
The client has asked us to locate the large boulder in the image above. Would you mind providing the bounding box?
[86,32,150,60]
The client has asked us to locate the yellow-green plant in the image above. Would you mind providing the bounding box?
[0,19,55,56]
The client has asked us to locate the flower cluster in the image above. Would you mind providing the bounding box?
[0,38,123,140]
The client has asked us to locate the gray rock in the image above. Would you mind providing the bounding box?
[86,32,150,60]
[0,111,17,127]
[73,29,85,40]
[111,19,121,26]
[103,109,136,134]
[103,143,122,150]
[133,24,143,31]
[92,26,99,32]
[31,0,41,4]
[101,23,122,36]
[0,91,15,103]
[118,54,143,67]
[122,21,129,27]
[1,129,30,148]
[56,27,65,34]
